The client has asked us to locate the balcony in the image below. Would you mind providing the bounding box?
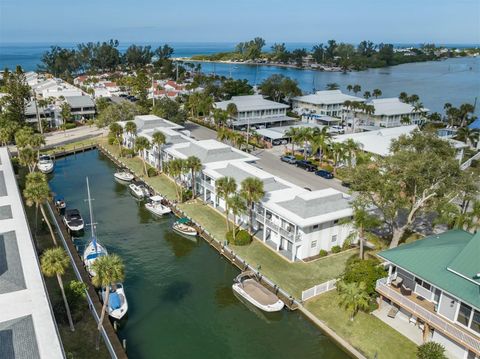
[202,180,215,191]
[376,278,480,355]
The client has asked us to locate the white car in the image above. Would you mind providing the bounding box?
[329,125,345,134]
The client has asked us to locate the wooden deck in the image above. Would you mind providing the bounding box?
[47,202,128,359]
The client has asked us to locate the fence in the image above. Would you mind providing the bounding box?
[46,202,123,359]
[301,279,338,301]
[460,151,480,170]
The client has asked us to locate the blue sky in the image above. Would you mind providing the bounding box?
[1,0,479,44]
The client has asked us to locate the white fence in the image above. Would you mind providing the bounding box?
[460,151,480,170]
[301,279,338,301]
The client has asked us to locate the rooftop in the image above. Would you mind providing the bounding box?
[0,147,64,359]
[369,98,429,116]
[256,122,321,140]
[65,95,95,108]
[378,229,480,310]
[231,115,295,127]
[119,115,184,132]
[293,90,365,105]
[215,95,289,112]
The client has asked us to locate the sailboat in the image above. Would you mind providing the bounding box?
[101,283,128,320]
[82,177,108,277]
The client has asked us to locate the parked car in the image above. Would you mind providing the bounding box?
[296,160,317,172]
[315,169,334,179]
[329,125,345,134]
[280,155,297,164]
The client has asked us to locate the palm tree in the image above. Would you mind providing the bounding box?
[152,131,166,171]
[343,138,361,167]
[326,83,339,90]
[295,127,313,159]
[310,127,331,164]
[109,123,123,154]
[346,84,353,93]
[352,84,361,96]
[401,115,412,125]
[337,281,370,321]
[456,127,478,146]
[215,176,237,231]
[19,147,37,173]
[167,158,184,202]
[30,133,46,157]
[186,156,202,199]
[212,109,228,128]
[226,103,238,119]
[345,202,380,259]
[331,142,346,175]
[372,89,382,98]
[226,194,247,241]
[41,248,75,331]
[235,134,246,151]
[134,136,151,175]
[23,172,57,246]
[240,177,265,234]
[363,91,371,100]
[284,127,299,154]
[407,94,419,105]
[91,254,125,350]
[399,92,408,103]
[124,121,137,148]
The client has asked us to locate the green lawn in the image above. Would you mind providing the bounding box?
[178,200,229,240]
[306,291,418,359]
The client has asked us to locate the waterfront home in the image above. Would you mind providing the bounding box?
[376,230,480,359]
[292,90,365,120]
[30,76,84,99]
[0,147,64,358]
[214,95,294,130]
[201,160,354,261]
[65,95,96,120]
[346,97,429,129]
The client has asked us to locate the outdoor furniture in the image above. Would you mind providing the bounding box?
[387,306,399,318]
[400,284,412,296]
[391,277,403,288]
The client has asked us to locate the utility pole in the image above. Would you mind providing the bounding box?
[33,90,43,134]
[152,75,155,108]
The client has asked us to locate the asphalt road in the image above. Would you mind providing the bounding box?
[184,121,350,193]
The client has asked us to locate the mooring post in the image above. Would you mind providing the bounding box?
[123,339,127,351]
[113,321,118,332]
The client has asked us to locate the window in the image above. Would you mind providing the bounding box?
[457,302,472,327]
[470,310,480,334]
[313,224,319,230]
[333,220,339,224]
[415,278,431,291]
[331,235,337,243]
[311,240,317,248]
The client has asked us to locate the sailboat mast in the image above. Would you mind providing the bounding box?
[86,177,96,240]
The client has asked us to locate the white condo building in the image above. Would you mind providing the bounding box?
[118,115,354,261]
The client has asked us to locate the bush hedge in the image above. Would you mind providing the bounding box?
[331,245,341,253]
[319,249,328,257]
[147,167,157,177]
[226,229,251,246]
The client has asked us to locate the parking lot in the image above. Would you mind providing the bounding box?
[184,121,350,192]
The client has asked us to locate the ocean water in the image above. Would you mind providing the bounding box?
[1,42,479,115]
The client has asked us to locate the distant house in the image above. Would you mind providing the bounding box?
[292,90,365,120]
[346,98,429,129]
[65,96,96,120]
[376,230,480,359]
[215,95,294,130]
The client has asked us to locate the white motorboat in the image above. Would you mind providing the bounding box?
[101,283,128,320]
[114,170,134,182]
[129,181,150,199]
[145,195,171,216]
[82,177,108,276]
[172,217,197,236]
[54,196,66,214]
[63,209,84,232]
[232,272,284,312]
[37,155,54,174]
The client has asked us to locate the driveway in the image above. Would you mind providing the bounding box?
[184,121,350,192]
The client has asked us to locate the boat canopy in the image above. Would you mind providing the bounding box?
[109,292,121,310]
[177,217,190,224]
[86,252,106,260]
[150,195,163,202]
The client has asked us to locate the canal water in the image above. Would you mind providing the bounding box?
[196,56,480,116]
[48,149,350,359]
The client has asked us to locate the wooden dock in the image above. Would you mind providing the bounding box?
[47,202,128,359]
[49,143,98,159]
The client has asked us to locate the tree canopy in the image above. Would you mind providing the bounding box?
[259,74,301,103]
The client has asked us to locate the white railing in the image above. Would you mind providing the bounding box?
[376,278,480,354]
[301,279,338,301]
[460,151,480,170]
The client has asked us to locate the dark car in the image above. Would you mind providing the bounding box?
[315,169,334,179]
[296,160,317,172]
[280,155,297,164]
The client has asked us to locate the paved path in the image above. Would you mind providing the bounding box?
[44,126,107,147]
[185,121,350,192]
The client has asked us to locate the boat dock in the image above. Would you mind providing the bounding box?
[46,201,128,359]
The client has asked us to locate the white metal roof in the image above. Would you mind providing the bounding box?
[369,98,429,116]
[293,90,364,105]
[215,95,289,112]
[256,122,320,140]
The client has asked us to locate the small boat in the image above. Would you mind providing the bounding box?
[114,169,134,182]
[82,177,108,276]
[129,181,150,199]
[63,209,84,232]
[145,195,171,216]
[37,155,54,174]
[101,283,128,320]
[172,217,197,236]
[54,196,66,215]
[232,271,284,312]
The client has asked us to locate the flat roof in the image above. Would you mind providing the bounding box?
[232,115,295,127]
[215,95,289,112]
[256,122,320,140]
[293,90,365,105]
[0,148,64,359]
[378,230,480,310]
[65,95,94,108]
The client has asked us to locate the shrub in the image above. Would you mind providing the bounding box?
[182,189,192,201]
[320,163,334,173]
[120,148,135,158]
[226,229,251,246]
[64,122,76,130]
[147,167,157,177]
[341,258,386,298]
[319,249,328,257]
[331,245,341,253]
[417,342,447,359]
[108,135,115,145]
